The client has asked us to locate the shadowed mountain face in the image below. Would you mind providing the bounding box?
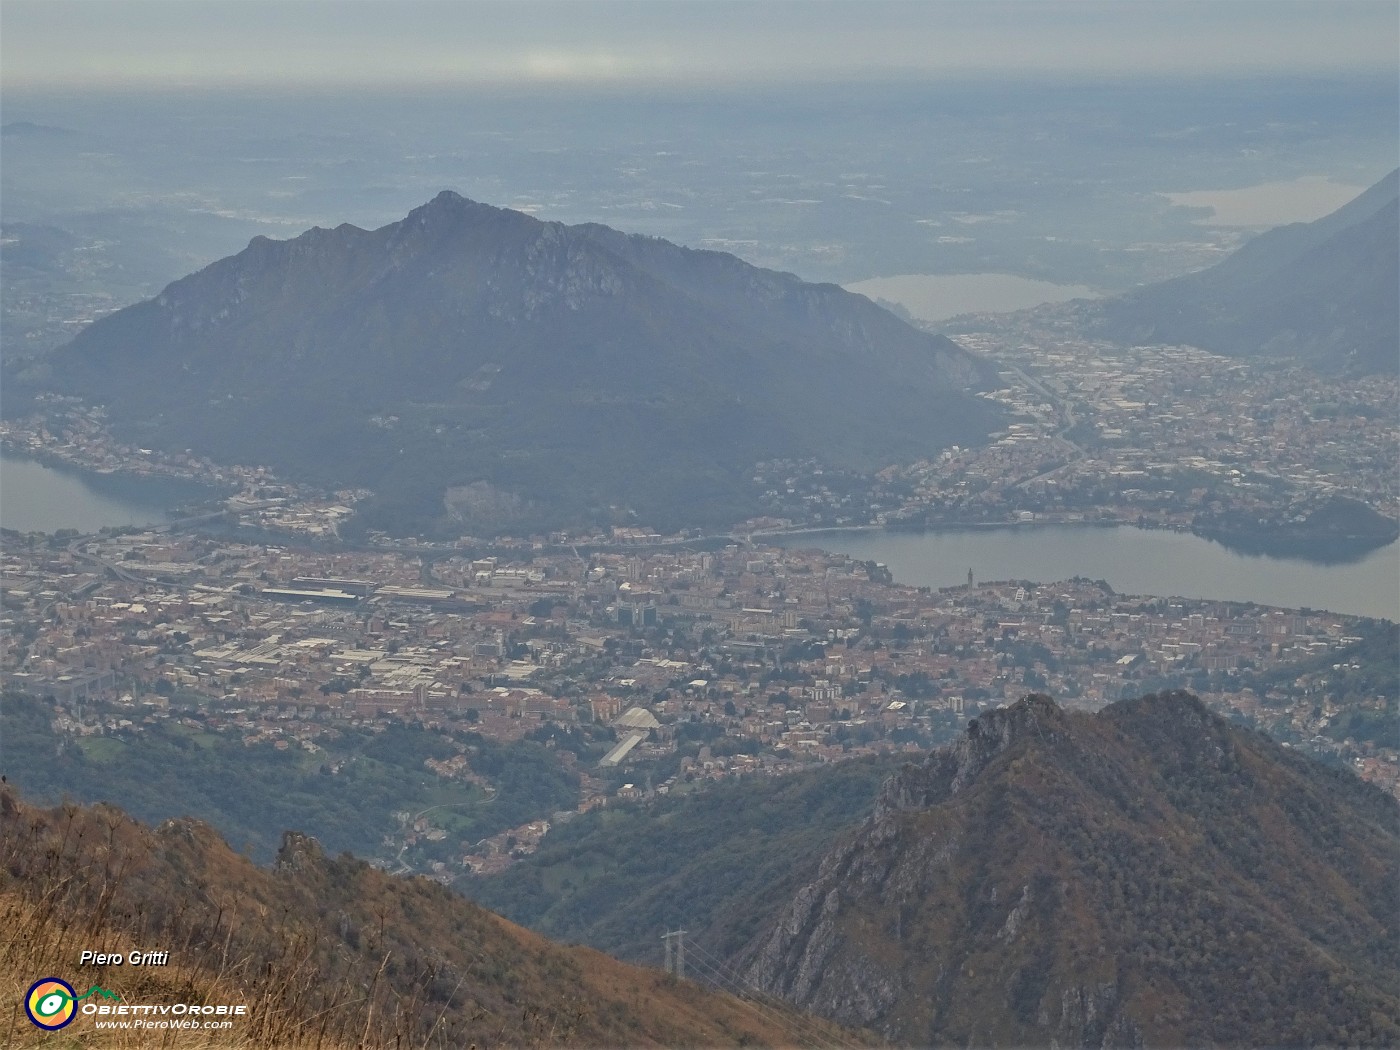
[1098,170,1399,373]
[742,692,1400,1048]
[36,192,998,534]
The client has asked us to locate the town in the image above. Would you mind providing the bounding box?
[5,311,1394,553]
[755,311,1398,542]
[3,312,1396,880]
[4,516,1394,878]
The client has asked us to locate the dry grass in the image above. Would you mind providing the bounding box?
[0,790,362,1049]
[0,787,878,1049]
[0,891,339,1049]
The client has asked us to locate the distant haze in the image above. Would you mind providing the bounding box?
[2,1,1396,88]
[848,274,1098,323]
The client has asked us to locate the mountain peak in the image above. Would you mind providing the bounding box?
[422,187,474,211]
[875,691,1069,817]
[1098,169,1399,373]
[970,689,1066,737]
[408,188,519,227]
[743,690,1400,1047]
[44,193,998,535]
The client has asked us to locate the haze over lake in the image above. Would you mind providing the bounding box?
[846,273,1099,323]
[1164,175,1369,227]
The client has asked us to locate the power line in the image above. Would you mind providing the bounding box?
[656,926,858,1049]
[685,942,842,1049]
[680,938,854,1050]
[680,950,830,1049]
[661,929,687,979]
[686,952,847,1050]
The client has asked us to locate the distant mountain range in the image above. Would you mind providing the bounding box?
[27,191,999,535]
[742,692,1400,1048]
[1098,169,1399,372]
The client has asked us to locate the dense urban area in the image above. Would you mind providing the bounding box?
[3,313,1397,880]
[760,310,1398,547]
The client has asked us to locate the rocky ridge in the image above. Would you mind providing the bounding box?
[741,691,1400,1048]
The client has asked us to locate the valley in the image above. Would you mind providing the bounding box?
[2,15,1397,1045]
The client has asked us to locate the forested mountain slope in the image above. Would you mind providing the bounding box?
[470,754,904,967]
[24,191,998,534]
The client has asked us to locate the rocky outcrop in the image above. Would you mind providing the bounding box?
[742,695,1133,1044]
[873,691,1067,818]
[739,691,1400,1048]
[274,829,324,873]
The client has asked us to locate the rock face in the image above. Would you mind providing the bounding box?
[1098,169,1399,374]
[741,692,1400,1048]
[35,191,999,534]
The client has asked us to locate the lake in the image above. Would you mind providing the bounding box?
[845,273,1099,324]
[5,451,1395,621]
[1163,175,1368,227]
[772,525,1400,622]
[0,451,214,534]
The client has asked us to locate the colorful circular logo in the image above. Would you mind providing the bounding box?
[25,978,77,1030]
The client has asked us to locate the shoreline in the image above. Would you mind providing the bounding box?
[4,442,1394,570]
[0,446,227,534]
[761,518,1397,566]
[0,441,225,492]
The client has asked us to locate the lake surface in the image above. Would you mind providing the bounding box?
[0,451,213,533]
[773,525,1399,622]
[6,451,1395,620]
[845,273,1099,323]
[1163,176,1367,227]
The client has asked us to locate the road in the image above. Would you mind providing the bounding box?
[997,360,1088,492]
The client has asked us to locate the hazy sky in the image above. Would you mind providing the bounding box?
[3,1,1397,90]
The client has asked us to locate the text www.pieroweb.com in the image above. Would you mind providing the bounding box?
[85,1002,247,1031]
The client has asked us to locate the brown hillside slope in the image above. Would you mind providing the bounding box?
[742,691,1400,1048]
[0,788,871,1048]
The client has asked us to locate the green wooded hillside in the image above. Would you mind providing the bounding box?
[468,754,905,966]
[0,693,576,867]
